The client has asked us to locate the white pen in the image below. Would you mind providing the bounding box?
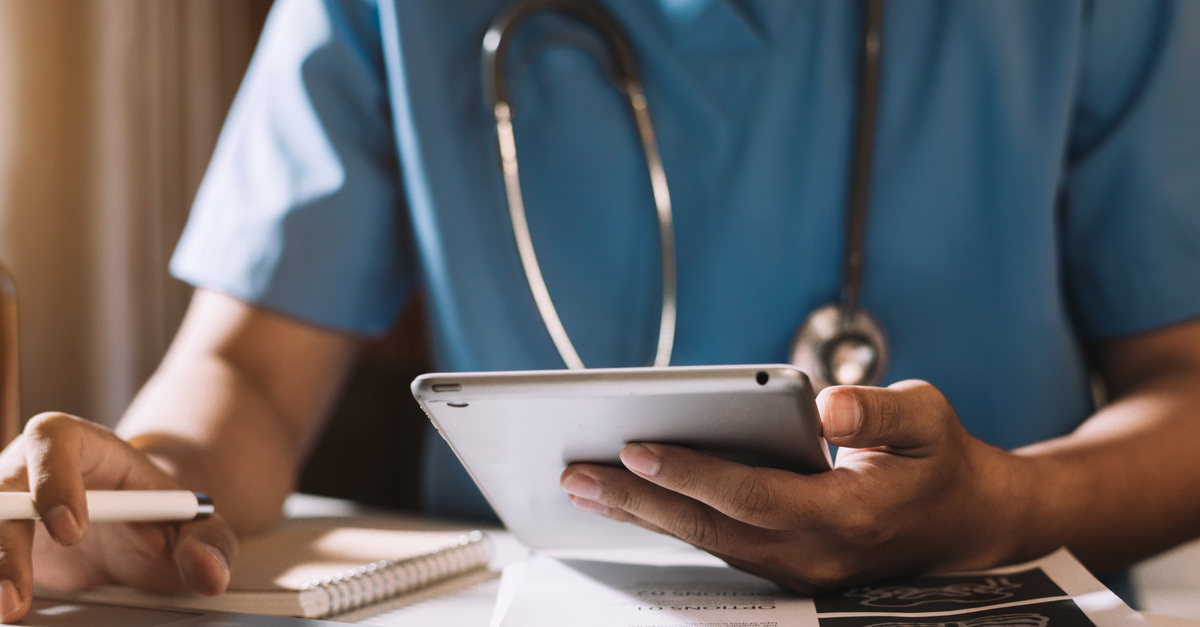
[0,490,215,522]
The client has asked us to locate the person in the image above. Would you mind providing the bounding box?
[1,0,1199,621]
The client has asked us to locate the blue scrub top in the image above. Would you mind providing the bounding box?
[172,0,1200,528]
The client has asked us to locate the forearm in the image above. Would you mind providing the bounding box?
[115,353,320,536]
[109,289,362,538]
[1011,366,1200,572]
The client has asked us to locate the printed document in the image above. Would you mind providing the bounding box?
[494,548,1146,627]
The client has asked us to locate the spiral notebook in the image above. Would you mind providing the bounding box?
[64,514,494,619]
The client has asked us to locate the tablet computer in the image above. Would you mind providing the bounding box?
[411,364,831,550]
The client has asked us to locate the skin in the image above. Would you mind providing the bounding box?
[561,319,1200,595]
[0,289,362,622]
[0,288,1197,619]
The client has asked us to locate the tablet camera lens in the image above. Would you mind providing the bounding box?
[755,371,769,385]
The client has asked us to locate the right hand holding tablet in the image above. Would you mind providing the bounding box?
[0,412,237,623]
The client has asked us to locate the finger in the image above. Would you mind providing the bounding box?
[562,461,769,551]
[21,413,114,546]
[562,466,688,529]
[0,520,34,622]
[22,413,166,547]
[618,443,809,529]
[95,512,237,596]
[571,485,835,596]
[816,380,958,453]
[173,514,237,596]
[563,464,838,590]
[0,441,33,621]
[565,495,672,536]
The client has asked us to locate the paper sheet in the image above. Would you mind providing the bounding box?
[494,548,1147,627]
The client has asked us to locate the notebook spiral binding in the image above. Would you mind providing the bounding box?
[298,530,493,618]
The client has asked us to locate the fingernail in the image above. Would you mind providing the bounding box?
[568,495,609,515]
[180,542,232,594]
[45,505,84,545]
[0,579,25,621]
[621,444,660,476]
[828,392,862,438]
[562,473,600,500]
[203,544,231,579]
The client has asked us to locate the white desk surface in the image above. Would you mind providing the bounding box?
[282,494,1200,627]
[1148,614,1200,627]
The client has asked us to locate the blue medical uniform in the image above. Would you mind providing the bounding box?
[171,0,1200,600]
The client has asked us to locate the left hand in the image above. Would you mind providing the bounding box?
[560,380,1028,595]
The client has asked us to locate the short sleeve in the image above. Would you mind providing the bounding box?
[170,0,412,335]
[1063,0,1200,339]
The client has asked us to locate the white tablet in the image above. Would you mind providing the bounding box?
[411,364,831,550]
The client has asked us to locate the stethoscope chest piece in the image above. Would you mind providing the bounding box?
[790,303,889,391]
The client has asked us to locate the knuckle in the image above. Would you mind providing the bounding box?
[909,378,940,398]
[875,392,904,440]
[665,464,705,496]
[847,505,894,547]
[670,508,718,547]
[723,473,773,520]
[23,412,81,441]
[838,506,874,539]
[908,379,959,440]
[604,481,640,512]
[0,522,31,567]
[28,464,62,494]
[820,497,895,554]
[598,479,656,524]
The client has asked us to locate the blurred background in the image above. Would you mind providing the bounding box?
[0,0,1195,618]
[0,0,428,514]
[0,0,272,427]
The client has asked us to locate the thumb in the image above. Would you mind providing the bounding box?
[172,514,237,596]
[817,380,958,452]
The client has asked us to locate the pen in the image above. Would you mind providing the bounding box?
[0,490,215,522]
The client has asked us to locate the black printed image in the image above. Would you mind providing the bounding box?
[814,567,1066,614]
[816,599,1095,627]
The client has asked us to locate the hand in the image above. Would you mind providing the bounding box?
[0,413,238,622]
[559,380,1026,595]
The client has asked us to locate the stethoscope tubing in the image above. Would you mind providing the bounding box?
[841,0,883,325]
[484,0,888,387]
[483,0,677,369]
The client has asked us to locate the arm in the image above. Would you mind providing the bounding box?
[117,288,363,535]
[1014,319,1200,571]
[0,288,362,621]
[560,318,1200,593]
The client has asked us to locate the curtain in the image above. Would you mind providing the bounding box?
[0,0,272,432]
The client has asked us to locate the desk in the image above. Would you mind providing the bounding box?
[1149,615,1200,627]
[1135,539,1200,621]
[279,495,1200,627]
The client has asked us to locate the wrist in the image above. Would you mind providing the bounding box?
[992,446,1075,566]
[959,440,1057,570]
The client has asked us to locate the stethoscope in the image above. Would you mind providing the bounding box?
[483,0,888,390]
